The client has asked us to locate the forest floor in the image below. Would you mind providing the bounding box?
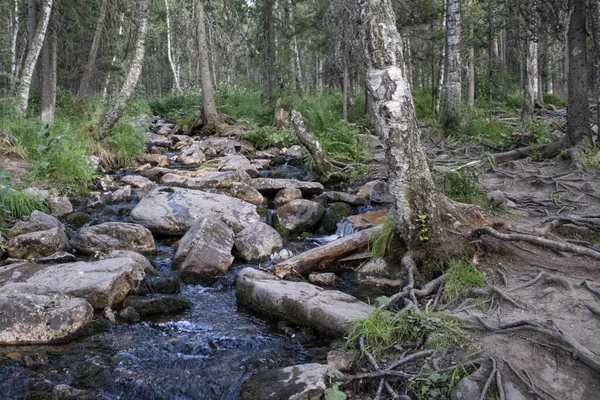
[421,126,600,398]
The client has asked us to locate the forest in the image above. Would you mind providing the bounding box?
[0,0,599,399]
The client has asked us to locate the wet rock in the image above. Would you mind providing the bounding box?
[110,185,132,203]
[270,248,294,263]
[274,199,325,236]
[283,145,304,164]
[48,196,73,217]
[234,222,283,262]
[24,353,45,367]
[119,307,141,322]
[97,175,117,191]
[220,145,236,155]
[178,143,207,164]
[33,251,76,264]
[106,250,155,274]
[273,187,303,208]
[130,187,261,234]
[162,170,250,189]
[8,210,62,239]
[347,209,389,229]
[487,190,505,207]
[157,125,173,135]
[123,295,193,317]
[251,159,271,170]
[327,349,359,372]
[308,272,337,286]
[71,222,155,255]
[120,174,155,189]
[230,182,265,205]
[238,363,343,400]
[52,383,86,399]
[319,191,365,206]
[62,212,91,229]
[146,133,171,148]
[173,216,235,284]
[0,283,93,345]
[236,268,375,336]
[450,377,481,400]
[7,227,71,260]
[320,202,353,234]
[220,154,261,178]
[356,258,405,289]
[138,153,171,167]
[249,178,325,196]
[86,191,105,210]
[356,180,389,203]
[0,257,147,309]
[103,307,117,323]
[144,276,181,294]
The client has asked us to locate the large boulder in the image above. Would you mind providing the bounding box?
[0,257,147,309]
[273,187,303,208]
[0,283,93,345]
[8,210,62,239]
[274,199,325,236]
[248,178,324,195]
[173,216,235,284]
[120,174,156,189]
[71,222,155,255]
[7,227,71,260]
[220,154,261,178]
[236,268,374,336]
[130,187,261,234]
[234,222,283,262]
[238,363,343,400]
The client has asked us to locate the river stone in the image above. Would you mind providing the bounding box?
[130,187,261,234]
[110,185,132,203]
[308,272,337,286]
[106,250,156,274]
[450,377,481,400]
[179,143,207,164]
[48,196,73,217]
[318,191,366,206]
[220,154,261,178]
[138,153,171,167]
[327,349,360,372]
[7,227,71,260]
[146,133,171,148]
[33,251,76,264]
[8,210,62,239]
[249,178,325,195]
[120,174,155,189]
[273,187,303,207]
[0,257,147,309]
[320,202,353,234]
[238,363,342,400]
[0,283,93,345]
[71,222,155,255]
[274,199,325,236]
[123,295,193,317]
[162,170,251,189]
[236,268,375,336]
[230,182,265,205]
[356,180,389,203]
[234,222,283,262]
[173,216,235,284]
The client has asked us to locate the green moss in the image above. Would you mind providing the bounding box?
[320,202,352,234]
[63,212,92,229]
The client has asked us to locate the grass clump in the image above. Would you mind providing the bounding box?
[215,83,273,124]
[442,259,486,302]
[0,173,49,233]
[452,117,513,148]
[435,167,487,206]
[148,92,203,118]
[543,92,567,108]
[370,218,397,259]
[409,363,468,400]
[95,119,145,169]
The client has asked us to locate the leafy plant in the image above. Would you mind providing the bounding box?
[409,363,467,399]
[416,214,429,242]
[324,382,347,400]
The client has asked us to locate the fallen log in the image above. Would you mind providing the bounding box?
[291,109,340,176]
[274,224,384,279]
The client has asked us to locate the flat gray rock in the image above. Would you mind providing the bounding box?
[161,170,250,189]
[234,222,283,262]
[236,268,374,336]
[71,222,155,255]
[248,178,324,195]
[7,227,71,260]
[8,210,62,239]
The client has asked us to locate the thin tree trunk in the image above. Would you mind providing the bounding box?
[358,0,445,246]
[196,0,218,123]
[165,0,181,91]
[566,0,591,144]
[590,0,600,126]
[17,0,52,115]
[440,0,462,130]
[343,64,349,122]
[8,0,20,96]
[40,25,56,125]
[77,0,109,99]
[522,39,539,121]
[434,14,446,116]
[98,0,149,137]
[102,12,125,99]
[467,0,475,110]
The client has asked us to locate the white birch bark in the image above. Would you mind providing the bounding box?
[40,26,56,124]
[9,0,20,95]
[440,0,462,130]
[196,0,217,123]
[17,0,53,115]
[165,0,181,91]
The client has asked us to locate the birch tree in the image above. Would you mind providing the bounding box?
[77,0,109,99]
[196,0,217,123]
[358,0,446,246]
[16,0,53,115]
[165,0,181,92]
[440,0,462,130]
[521,0,541,122]
[98,0,149,138]
[590,0,600,126]
[40,24,56,124]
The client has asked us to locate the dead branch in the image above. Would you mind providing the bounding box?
[291,110,341,176]
[587,304,600,317]
[470,226,600,261]
[504,360,554,400]
[487,144,547,164]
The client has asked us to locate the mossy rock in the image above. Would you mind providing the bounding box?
[320,202,353,234]
[270,171,287,179]
[271,156,286,166]
[63,212,91,229]
[200,121,219,137]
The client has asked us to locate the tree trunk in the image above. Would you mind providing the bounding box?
[566,0,591,144]
[291,110,340,176]
[343,64,349,122]
[440,0,462,130]
[196,0,218,123]
[40,25,56,125]
[8,0,20,96]
[102,12,125,99]
[165,0,181,91]
[77,0,109,99]
[522,39,539,121]
[98,0,149,138]
[358,0,446,247]
[17,0,53,115]
[590,0,600,127]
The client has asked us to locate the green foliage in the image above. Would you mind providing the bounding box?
[453,117,513,148]
[148,91,203,118]
[412,87,436,124]
[215,83,273,124]
[370,218,396,258]
[416,214,430,242]
[409,364,467,399]
[324,382,347,400]
[124,97,152,116]
[347,309,468,356]
[244,126,297,149]
[543,92,567,108]
[435,167,487,206]
[442,259,486,302]
[98,119,145,169]
[0,173,49,233]
[580,145,600,170]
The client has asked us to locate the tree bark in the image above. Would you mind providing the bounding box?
[440,0,462,130]
[40,24,56,125]
[196,0,218,123]
[291,110,340,176]
[98,0,149,138]
[165,0,181,92]
[358,0,446,246]
[274,224,384,278]
[17,0,53,115]
[343,64,349,122]
[566,0,591,144]
[467,0,475,110]
[77,0,109,99]
[522,38,540,121]
[590,0,600,127]
[8,0,20,96]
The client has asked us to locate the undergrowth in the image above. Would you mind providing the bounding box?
[441,259,486,302]
[370,218,397,259]
[0,173,49,234]
[435,167,487,206]
[95,119,145,169]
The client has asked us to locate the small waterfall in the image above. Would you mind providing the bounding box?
[335,217,357,238]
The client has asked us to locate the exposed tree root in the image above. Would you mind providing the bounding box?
[507,270,573,292]
[503,359,557,400]
[479,357,497,400]
[468,286,528,310]
[470,226,600,261]
[474,318,600,373]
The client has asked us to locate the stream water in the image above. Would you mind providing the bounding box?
[0,157,365,399]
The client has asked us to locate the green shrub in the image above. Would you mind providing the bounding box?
[244,125,297,149]
[453,117,513,148]
[435,167,487,206]
[215,83,272,124]
[543,92,567,108]
[148,92,203,118]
